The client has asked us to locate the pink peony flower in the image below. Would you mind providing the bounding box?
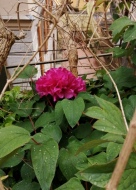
[36,67,86,101]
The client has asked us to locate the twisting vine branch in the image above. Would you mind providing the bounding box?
[88,48,129,131]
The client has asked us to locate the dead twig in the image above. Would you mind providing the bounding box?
[0,0,67,101]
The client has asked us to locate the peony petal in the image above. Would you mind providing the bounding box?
[35,67,86,101]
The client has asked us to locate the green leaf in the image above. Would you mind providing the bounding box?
[16,120,34,133]
[77,92,97,105]
[103,67,136,91]
[21,163,35,182]
[55,177,84,190]
[12,180,40,190]
[118,153,136,190]
[84,96,127,135]
[32,133,49,144]
[0,126,31,158]
[61,98,85,128]
[124,23,136,42]
[96,69,106,79]
[77,152,136,189]
[59,148,87,180]
[109,47,127,58]
[67,136,83,154]
[31,101,45,117]
[41,123,62,143]
[0,170,5,177]
[35,112,55,128]
[76,140,107,155]
[131,52,136,65]
[88,152,107,165]
[76,160,116,188]
[73,122,92,139]
[84,106,107,120]
[106,142,122,162]
[55,101,64,125]
[0,149,24,168]
[110,17,134,42]
[91,185,104,190]
[10,100,35,117]
[31,139,59,190]
[17,65,38,79]
[123,95,136,121]
[101,133,124,144]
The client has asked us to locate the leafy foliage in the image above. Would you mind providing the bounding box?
[109,16,136,66]
[1,61,136,190]
[1,9,136,189]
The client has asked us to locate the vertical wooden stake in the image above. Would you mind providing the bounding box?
[106,110,136,190]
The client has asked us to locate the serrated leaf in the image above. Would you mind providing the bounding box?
[103,67,136,91]
[84,96,127,135]
[84,106,107,120]
[61,98,85,128]
[17,65,38,79]
[55,177,84,190]
[0,126,31,158]
[76,160,116,188]
[77,92,98,105]
[31,139,59,190]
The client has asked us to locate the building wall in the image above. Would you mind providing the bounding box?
[0,0,29,17]
[0,0,42,89]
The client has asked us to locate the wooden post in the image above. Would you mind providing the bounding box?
[106,110,136,190]
[37,21,45,75]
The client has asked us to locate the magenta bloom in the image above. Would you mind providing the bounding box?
[36,67,86,101]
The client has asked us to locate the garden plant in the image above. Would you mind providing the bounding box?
[0,0,136,190]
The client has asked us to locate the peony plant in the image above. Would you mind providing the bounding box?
[0,65,136,190]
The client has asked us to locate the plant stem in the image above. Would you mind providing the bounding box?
[31,138,41,145]
[88,49,129,131]
[29,116,37,134]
